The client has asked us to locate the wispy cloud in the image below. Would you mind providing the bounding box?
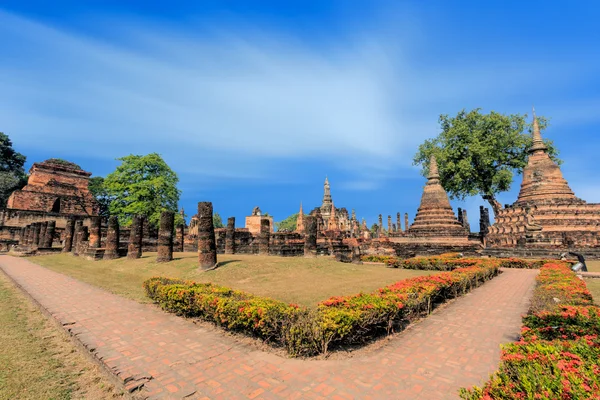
[0,8,598,187]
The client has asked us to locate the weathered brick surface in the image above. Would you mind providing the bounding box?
[0,257,538,400]
[127,216,144,259]
[157,211,174,263]
[197,202,217,270]
[103,216,120,260]
[224,217,235,254]
[89,216,102,249]
[487,116,600,249]
[6,159,98,215]
[62,217,75,253]
[42,220,56,248]
[303,215,317,257]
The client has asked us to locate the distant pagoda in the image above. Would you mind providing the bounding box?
[407,155,469,238]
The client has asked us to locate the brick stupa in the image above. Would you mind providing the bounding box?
[7,159,98,216]
[486,112,600,249]
[407,155,469,238]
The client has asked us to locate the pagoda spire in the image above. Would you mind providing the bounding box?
[321,176,333,213]
[296,202,305,233]
[428,155,440,181]
[529,106,548,153]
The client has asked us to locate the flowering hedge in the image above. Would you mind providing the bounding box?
[385,256,568,271]
[460,263,600,399]
[144,260,499,357]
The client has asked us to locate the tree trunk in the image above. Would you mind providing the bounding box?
[482,195,502,216]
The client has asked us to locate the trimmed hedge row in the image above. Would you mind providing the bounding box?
[386,256,568,271]
[144,259,500,357]
[460,263,600,399]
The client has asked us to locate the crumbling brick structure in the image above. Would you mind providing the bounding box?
[197,202,217,270]
[225,217,235,254]
[43,221,56,248]
[157,211,174,262]
[89,216,102,249]
[72,219,83,255]
[7,159,98,216]
[486,113,600,251]
[127,215,143,259]
[62,217,76,253]
[32,223,41,248]
[258,218,270,255]
[304,215,317,258]
[103,216,120,260]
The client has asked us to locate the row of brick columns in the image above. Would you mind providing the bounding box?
[19,221,57,248]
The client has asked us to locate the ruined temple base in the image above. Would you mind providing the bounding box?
[84,248,106,261]
[483,247,600,260]
[382,237,483,258]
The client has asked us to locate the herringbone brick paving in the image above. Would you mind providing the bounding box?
[0,256,538,399]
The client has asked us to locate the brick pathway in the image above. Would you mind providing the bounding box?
[0,256,538,399]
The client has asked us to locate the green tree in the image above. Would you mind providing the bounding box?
[413,109,560,216]
[213,212,224,228]
[104,153,182,227]
[275,213,298,232]
[0,132,27,207]
[88,176,112,217]
[370,223,379,236]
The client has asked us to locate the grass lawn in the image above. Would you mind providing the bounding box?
[0,273,124,400]
[27,252,435,307]
[585,278,600,306]
[586,260,600,273]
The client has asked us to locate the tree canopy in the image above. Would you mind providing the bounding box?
[413,109,560,216]
[88,176,112,217]
[213,213,224,228]
[103,153,182,227]
[0,132,27,207]
[275,213,298,232]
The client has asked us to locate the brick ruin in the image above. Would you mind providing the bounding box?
[485,113,600,255]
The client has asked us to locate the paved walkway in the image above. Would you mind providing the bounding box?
[0,256,538,399]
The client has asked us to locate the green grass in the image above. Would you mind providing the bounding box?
[27,252,435,307]
[0,273,124,400]
[587,260,600,273]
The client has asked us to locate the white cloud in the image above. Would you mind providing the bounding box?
[0,8,598,185]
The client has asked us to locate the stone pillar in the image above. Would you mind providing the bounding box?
[457,207,464,225]
[71,220,83,254]
[39,222,48,247]
[103,216,120,260]
[75,226,89,256]
[387,215,392,235]
[225,217,235,254]
[157,211,174,262]
[378,214,383,236]
[19,227,26,245]
[258,218,270,255]
[404,213,410,231]
[177,224,185,252]
[28,224,36,245]
[479,206,490,238]
[43,221,56,248]
[303,215,317,258]
[89,216,102,249]
[397,212,401,232]
[22,226,29,245]
[197,202,217,270]
[127,215,143,259]
[462,210,471,232]
[62,217,76,253]
[32,223,41,248]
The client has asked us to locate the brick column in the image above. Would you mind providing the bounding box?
[127,215,143,259]
[19,227,26,245]
[75,226,89,256]
[397,212,402,232]
[71,220,83,255]
[39,222,48,247]
[177,224,185,252]
[378,214,383,237]
[258,219,270,255]
[157,211,174,262]
[89,216,102,248]
[62,217,76,253]
[405,213,410,231]
[43,221,56,248]
[32,223,41,248]
[197,202,217,270]
[225,217,235,254]
[103,216,120,260]
[387,215,392,235]
[303,215,317,258]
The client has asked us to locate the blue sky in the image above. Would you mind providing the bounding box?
[2,1,600,229]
